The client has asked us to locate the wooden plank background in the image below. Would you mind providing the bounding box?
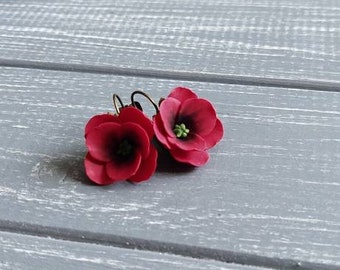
[1,231,267,270]
[1,67,339,268]
[0,0,339,83]
[0,0,339,269]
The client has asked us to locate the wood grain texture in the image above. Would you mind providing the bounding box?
[0,0,339,82]
[0,67,339,266]
[1,232,266,270]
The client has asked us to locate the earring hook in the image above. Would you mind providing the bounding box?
[112,94,124,114]
[130,90,159,113]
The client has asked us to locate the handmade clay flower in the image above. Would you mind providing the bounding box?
[84,106,157,185]
[153,87,223,166]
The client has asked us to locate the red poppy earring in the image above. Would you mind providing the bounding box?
[83,87,223,185]
[129,87,223,166]
[153,87,223,166]
[83,94,157,185]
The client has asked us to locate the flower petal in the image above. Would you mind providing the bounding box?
[129,146,158,182]
[168,133,206,151]
[119,107,154,139]
[168,87,198,102]
[202,118,224,149]
[179,98,217,136]
[153,114,171,148]
[121,122,150,158]
[170,148,209,166]
[84,153,115,185]
[86,122,122,162]
[159,97,181,138]
[85,114,118,137]
[106,152,142,181]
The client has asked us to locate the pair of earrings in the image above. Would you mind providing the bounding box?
[84,87,224,185]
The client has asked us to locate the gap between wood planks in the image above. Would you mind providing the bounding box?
[0,220,337,270]
[0,58,339,92]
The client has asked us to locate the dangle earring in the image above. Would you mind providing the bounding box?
[83,92,158,186]
[83,86,223,186]
[151,87,224,166]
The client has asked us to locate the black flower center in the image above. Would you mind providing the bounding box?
[173,123,190,138]
[116,140,133,157]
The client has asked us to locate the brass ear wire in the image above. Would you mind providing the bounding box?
[130,90,159,113]
[112,94,124,114]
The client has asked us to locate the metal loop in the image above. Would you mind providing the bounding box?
[130,90,159,113]
[112,94,124,114]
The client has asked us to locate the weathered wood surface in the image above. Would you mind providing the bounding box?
[1,67,339,268]
[1,1,340,268]
[1,231,267,270]
[0,0,339,82]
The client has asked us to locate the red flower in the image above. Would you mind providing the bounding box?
[84,107,157,185]
[154,87,223,166]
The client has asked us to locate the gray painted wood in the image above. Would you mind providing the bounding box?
[0,67,339,267]
[0,0,339,82]
[1,232,267,270]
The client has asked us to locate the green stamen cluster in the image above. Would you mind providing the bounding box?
[117,140,133,156]
[173,123,190,138]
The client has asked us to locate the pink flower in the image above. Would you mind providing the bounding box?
[84,107,157,185]
[154,87,223,166]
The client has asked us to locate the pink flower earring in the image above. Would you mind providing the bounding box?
[84,87,224,185]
